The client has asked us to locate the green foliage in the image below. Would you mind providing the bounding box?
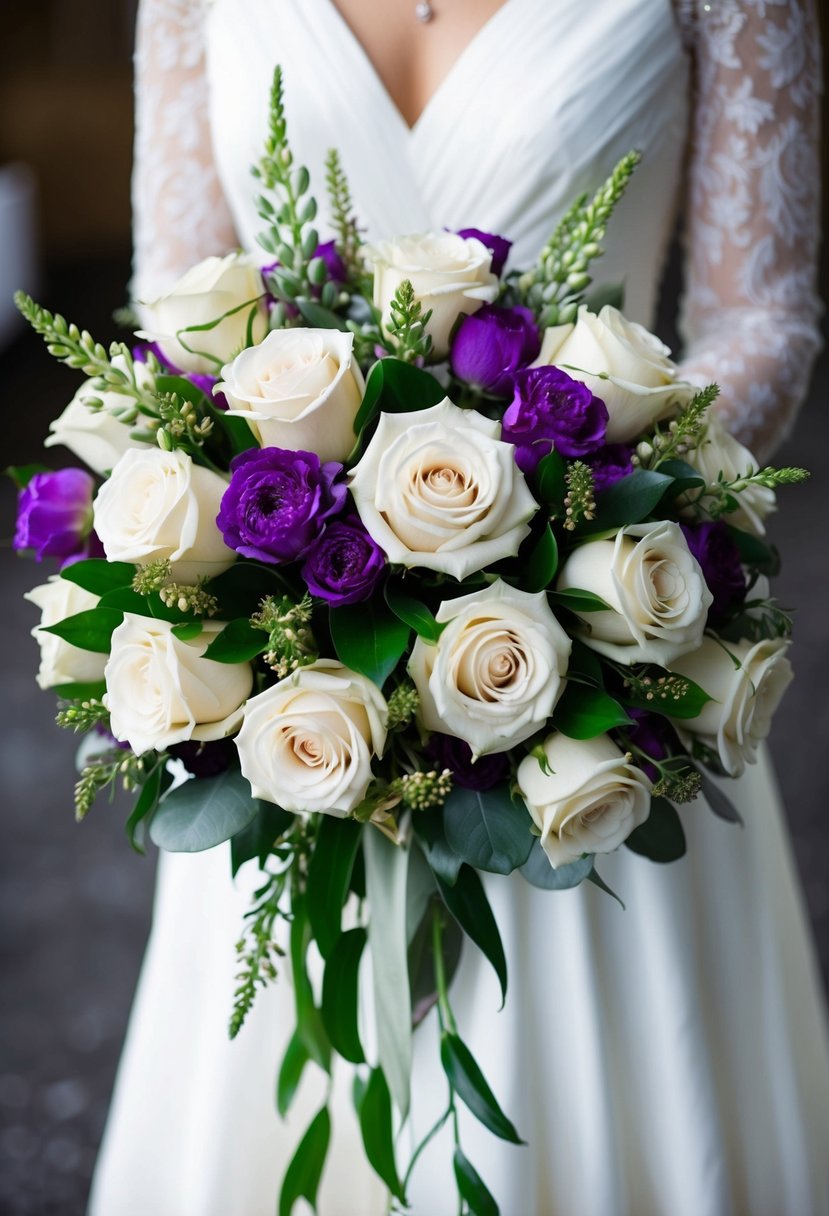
[250,592,318,677]
[548,587,612,614]
[277,1031,310,1119]
[324,147,365,291]
[414,809,464,887]
[442,784,534,876]
[440,1032,523,1144]
[553,681,632,738]
[229,869,288,1040]
[534,450,567,507]
[306,816,363,959]
[42,606,123,654]
[622,668,713,719]
[329,599,410,688]
[437,865,507,1004]
[357,1068,407,1202]
[640,384,720,468]
[290,895,332,1072]
[454,1148,500,1216]
[125,761,171,853]
[230,802,295,877]
[696,768,743,825]
[588,467,675,530]
[625,796,687,862]
[519,843,593,890]
[55,698,108,734]
[385,582,444,641]
[407,895,463,1028]
[351,356,446,441]
[6,463,49,489]
[383,279,433,363]
[74,749,146,823]
[149,769,261,853]
[561,460,597,531]
[517,524,559,592]
[203,618,268,664]
[321,928,366,1064]
[278,1106,331,1216]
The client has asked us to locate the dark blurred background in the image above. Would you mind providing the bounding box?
[0,4,827,1214]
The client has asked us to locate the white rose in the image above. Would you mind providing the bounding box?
[44,356,154,475]
[349,398,536,580]
[518,732,652,869]
[669,635,793,777]
[557,520,713,666]
[93,448,234,583]
[535,304,694,443]
[218,328,365,463]
[365,232,499,360]
[235,659,388,815]
[104,615,253,755]
[681,412,776,536]
[25,578,107,690]
[408,581,571,757]
[136,253,268,374]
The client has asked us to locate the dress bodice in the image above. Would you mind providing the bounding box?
[204,0,689,326]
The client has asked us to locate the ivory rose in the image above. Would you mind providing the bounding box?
[365,232,499,360]
[681,412,775,536]
[408,581,571,757]
[669,635,793,777]
[45,355,153,474]
[104,616,253,755]
[518,733,652,868]
[557,520,712,666]
[235,660,388,815]
[136,253,268,374]
[535,304,694,442]
[349,398,536,580]
[94,448,235,583]
[218,329,365,463]
[25,578,107,690]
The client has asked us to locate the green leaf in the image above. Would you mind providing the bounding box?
[623,670,714,720]
[726,525,780,577]
[276,1030,310,1120]
[357,1068,406,1202]
[534,450,566,507]
[385,581,443,641]
[625,796,686,862]
[125,764,170,855]
[204,561,298,619]
[295,299,347,329]
[290,896,331,1073]
[149,769,260,853]
[61,559,135,595]
[203,617,266,664]
[6,462,50,489]
[219,413,258,457]
[278,1105,331,1216]
[587,866,626,908]
[554,681,632,738]
[51,680,107,700]
[171,621,203,641]
[453,1148,500,1216]
[590,468,675,529]
[307,817,363,959]
[548,588,612,613]
[41,606,123,653]
[697,768,743,825]
[440,1033,523,1144]
[519,842,593,890]
[583,280,625,312]
[321,928,366,1064]
[330,599,410,688]
[352,357,446,438]
[407,895,463,1028]
[442,784,533,876]
[654,457,705,495]
[520,524,558,593]
[437,866,507,1004]
[230,802,294,877]
[155,372,210,407]
[414,808,463,886]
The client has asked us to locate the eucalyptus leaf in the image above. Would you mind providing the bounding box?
[414,808,464,886]
[437,866,507,1004]
[440,1032,523,1144]
[61,558,135,596]
[321,928,366,1064]
[357,1068,406,1202]
[203,618,267,664]
[586,867,626,908]
[278,1105,331,1216]
[519,843,593,890]
[442,784,533,876]
[276,1030,310,1120]
[697,768,744,825]
[625,796,686,862]
[125,764,170,855]
[554,681,632,739]
[330,599,410,688]
[306,817,363,959]
[149,769,260,853]
[453,1148,500,1216]
[41,606,123,654]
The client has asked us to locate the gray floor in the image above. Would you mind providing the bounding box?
[0,254,827,1215]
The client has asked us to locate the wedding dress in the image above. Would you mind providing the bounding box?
[88,1,829,1213]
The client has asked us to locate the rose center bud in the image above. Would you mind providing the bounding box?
[644,556,685,612]
[417,461,476,507]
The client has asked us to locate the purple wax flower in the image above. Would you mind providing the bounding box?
[425,733,510,792]
[302,516,385,607]
[14,468,95,562]
[624,708,673,782]
[680,520,747,625]
[449,305,540,397]
[217,447,346,564]
[502,366,609,474]
[455,228,512,277]
[587,444,636,493]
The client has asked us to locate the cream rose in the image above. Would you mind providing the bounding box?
[104,616,253,755]
[44,356,153,475]
[518,732,652,868]
[681,412,776,536]
[93,448,234,583]
[137,253,268,374]
[557,520,713,666]
[365,232,499,360]
[25,578,107,690]
[235,659,388,815]
[535,304,694,442]
[217,328,365,463]
[349,398,536,580]
[408,581,571,757]
[669,635,793,777]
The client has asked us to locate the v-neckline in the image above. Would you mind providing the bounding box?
[318,0,520,135]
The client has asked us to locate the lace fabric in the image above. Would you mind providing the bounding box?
[131,0,823,460]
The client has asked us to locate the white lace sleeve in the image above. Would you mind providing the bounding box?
[676,0,822,461]
[131,0,238,303]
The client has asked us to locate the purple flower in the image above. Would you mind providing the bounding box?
[14,468,95,561]
[134,341,223,407]
[302,516,385,606]
[449,305,540,397]
[169,738,236,778]
[587,444,636,493]
[680,520,747,625]
[314,239,348,286]
[624,708,673,782]
[217,447,346,564]
[425,733,510,792]
[502,366,609,474]
[455,228,512,277]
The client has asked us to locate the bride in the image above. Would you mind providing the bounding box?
[88,1,829,1213]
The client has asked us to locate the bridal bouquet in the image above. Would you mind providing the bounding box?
[13,69,806,1214]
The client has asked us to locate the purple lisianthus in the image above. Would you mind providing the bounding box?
[455,228,512,277]
[302,515,385,606]
[449,305,540,397]
[425,733,510,792]
[14,468,95,562]
[314,239,348,286]
[217,447,346,564]
[625,708,676,782]
[680,520,747,625]
[170,738,236,778]
[586,443,636,493]
[502,366,609,474]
